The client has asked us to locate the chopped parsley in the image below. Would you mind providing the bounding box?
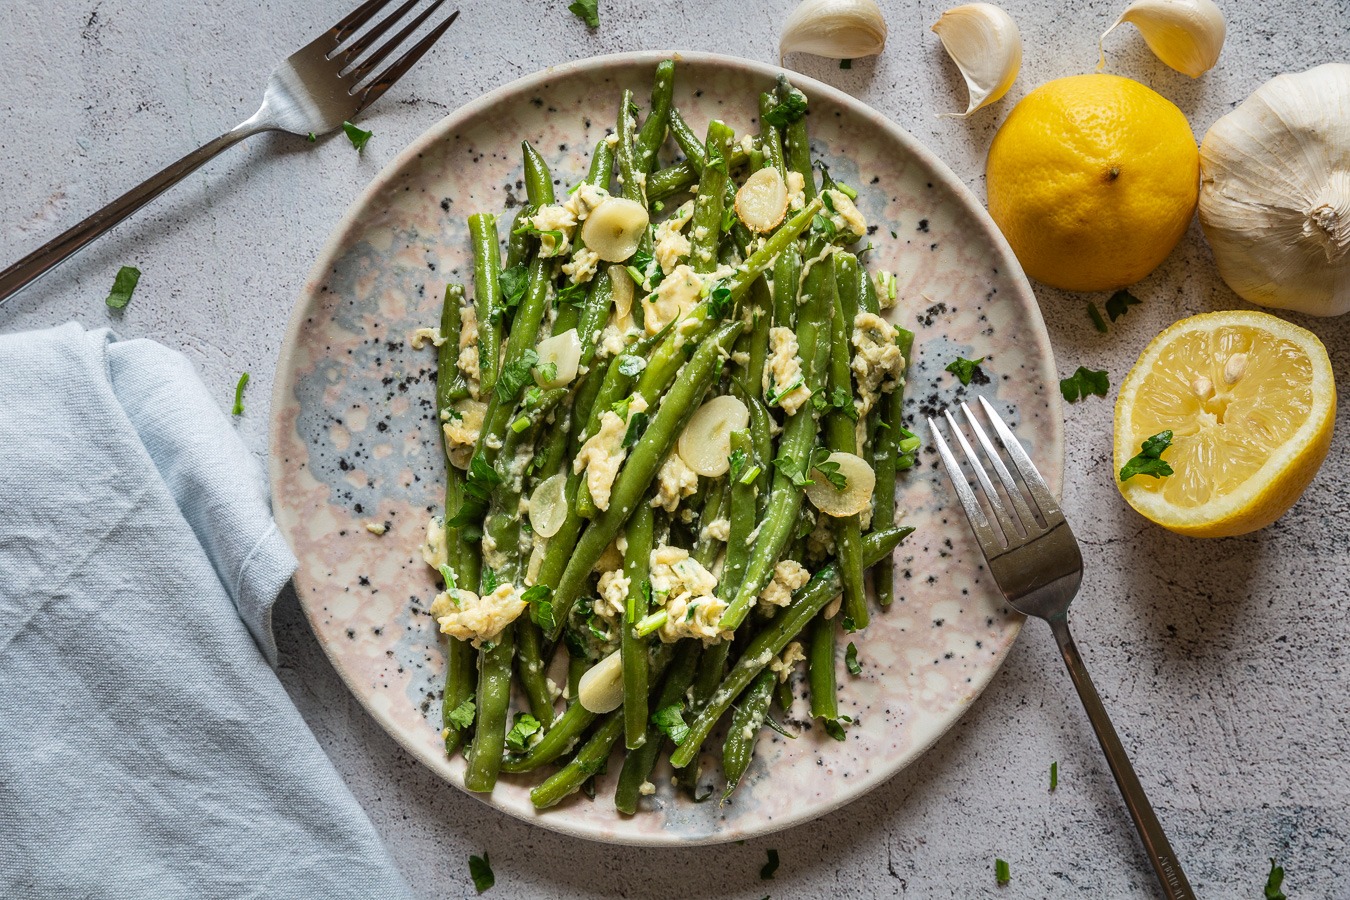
[567,0,599,28]
[306,132,317,142]
[810,448,848,491]
[739,464,761,485]
[618,354,647,376]
[105,265,141,310]
[341,120,372,153]
[621,411,649,448]
[480,566,499,595]
[464,455,503,503]
[840,58,853,69]
[760,848,780,880]
[1264,858,1286,900]
[437,564,460,596]
[468,851,494,893]
[652,703,689,745]
[536,361,559,385]
[495,349,540,401]
[822,717,849,741]
[522,584,555,632]
[231,372,249,416]
[728,448,748,481]
[499,264,529,309]
[1087,301,1108,333]
[845,641,861,675]
[1119,430,1175,482]
[707,282,733,318]
[1106,288,1142,322]
[995,858,1010,886]
[830,387,859,420]
[763,82,807,128]
[557,280,588,309]
[945,355,984,386]
[1059,366,1110,402]
[504,712,542,753]
[1050,761,1058,791]
[446,698,476,730]
[765,373,804,406]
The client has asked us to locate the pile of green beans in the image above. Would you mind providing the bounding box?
[422,59,918,813]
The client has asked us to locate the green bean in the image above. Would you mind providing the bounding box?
[530,712,624,809]
[577,267,615,364]
[501,698,596,773]
[515,617,556,727]
[586,137,615,190]
[523,140,557,206]
[825,272,867,631]
[468,213,503,397]
[758,92,787,179]
[743,394,774,513]
[646,145,751,203]
[615,640,701,815]
[690,121,735,273]
[668,107,707,171]
[772,242,802,328]
[635,60,675,173]
[807,613,838,721]
[874,327,915,606]
[441,628,477,756]
[691,480,728,568]
[622,504,655,749]
[549,320,744,640]
[722,667,775,799]
[777,78,816,202]
[669,526,913,768]
[437,284,470,406]
[835,252,861,339]
[616,90,646,206]
[746,278,773,395]
[464,625,516,792]
[567,652,588,703]
[691,642,729,716]
[722,430,757,591]
[504,205,536,270]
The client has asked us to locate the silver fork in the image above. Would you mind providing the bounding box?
[0,0,459,306]
[929,396,1195,900]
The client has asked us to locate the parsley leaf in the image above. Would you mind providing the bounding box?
[823,718,848,741]
[760,848,780,880]
[557,280,588,309]
[707,282,733,318]
[1264,858,1286,900]
[342,121,372,153]
[830,387,859,421]
[1059,366,1110,403]
[1050,761,1058,791]
[1087,301,1108,333]
[621,411,649,449]
[1106,288,1142,322]
[845,641,861,675]
[536,361,559,385]
[1119,430,1175,482]
[995,858,1010,886]
[809,447,847,491]
[463,455,503,503]
[105,265,141,310]
[480,566,499,595]
[764,83,807,128]
[231,372,249,416]
[728,448,748,481]
[495,349,540,402]
[522,584,555,633]
[773,451,813,488]
[840,58,853,69]
[567,0,599,27]
[446,698,476,730]
[468,851,494,893]
[618,354,647,376]
[505,712,542,753]
[945,356,984,386]
[652,704,689,745]
[499,264,529,309]
[437,563,460,595]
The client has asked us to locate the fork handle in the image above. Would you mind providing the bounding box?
[0,120,267,306]
[1049,616,1195,899]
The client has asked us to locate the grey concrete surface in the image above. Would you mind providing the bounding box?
[3,1,1347,896]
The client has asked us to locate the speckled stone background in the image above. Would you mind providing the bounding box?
[2,1,1347,897]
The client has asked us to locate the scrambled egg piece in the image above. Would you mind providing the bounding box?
[422,516,448,570]
[458,305,482,399]
[851,312,906,417]
[597,568,631,620]
[564,183,609,221]
[653,201,695,275]
[764,326,812,415]
[759,559,811,608]
[642,264,701,335]
[409,327,445,349]
[786,171,806,211]
[562,247,601,284]
[769,641,806,682]
[365,520,387,536]
[530,204,577,257]
[573,396,648,511]
[442,398,487,470]
[700,517,730,543]
[824,188,867,239]
[650,545,730,644]
[652,452,698,512]
[430,582,527,648]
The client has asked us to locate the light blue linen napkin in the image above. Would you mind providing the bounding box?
[0,323,412,899]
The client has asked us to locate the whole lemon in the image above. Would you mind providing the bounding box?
[986,74,1199,293]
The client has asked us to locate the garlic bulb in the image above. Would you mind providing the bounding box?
[930,4,1022,118]
[780,0,887,62]
[1098,0,1225,78]
[1199,64,1350,316]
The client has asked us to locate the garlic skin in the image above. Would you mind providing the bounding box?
[931,4,1022,118]
[1199,64,1350,317]
[1098,0,1225,78]
[780,0,887,62]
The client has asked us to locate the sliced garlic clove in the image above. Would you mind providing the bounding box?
[780,0,887,61]
[736,167,791,233]
[535,328,581,388]
[528,472,568,538]
[1099,0,1225,78]
[577,649,625,713]
[931,3,1022,118]
[677,395,751,477]
[609,263,634,327]
[804,450,876,517]
[581,197,649,262]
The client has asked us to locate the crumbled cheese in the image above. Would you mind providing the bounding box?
[653,200,695,275]
[564,182,609,221]
[650,546,729,644]
[596,322,629,359]
[429,582,527,647]
[638,781,656,796]
[652,452,698,512]
[365,520,387,536]
[573,396,648,511]
[458,304,482,399]
[759,559,811,608]
[547,678,563,701]
[597,568,631,619]
[422,516,448,570]
[409,327,445,349]
[764,326,812,415]
[442,398,487,470]
[700,517,731,543]
[851,312,906,417]
[824,188,866,238]
[642,264,702,335]
[530,204,577,257]
[769,641,806,682]
[730,350,750,367]
[786,170,806,210]
[594,538,625,575]
[562,247,601,284]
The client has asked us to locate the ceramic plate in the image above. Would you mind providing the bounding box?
[270,50,1063,846]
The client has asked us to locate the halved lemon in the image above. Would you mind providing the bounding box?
[1114,310,1336,537]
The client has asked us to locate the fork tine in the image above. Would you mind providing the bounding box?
[960,401,1041,530]
[354,10,459,108]
[976,395,1063,520]
[334,0,421,65]
[928,416,1003,551]
[331,0,400,45]
[943,410,1024,542]
[345,0,446,85]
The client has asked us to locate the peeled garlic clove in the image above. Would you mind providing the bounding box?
[736,167,790,233]
[581,197,649,262]
[804,451,876,517]
[534,328,581,389]
[577,649,625,713]
[528,472,568,538]
[677,395,750,477]
[931,4,1022,118]
[780,0,887,61]
[1099,0,1225,78]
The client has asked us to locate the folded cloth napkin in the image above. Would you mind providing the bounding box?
[0,324,412,899]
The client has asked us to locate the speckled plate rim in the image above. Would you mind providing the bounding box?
[270,49,1062,845]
